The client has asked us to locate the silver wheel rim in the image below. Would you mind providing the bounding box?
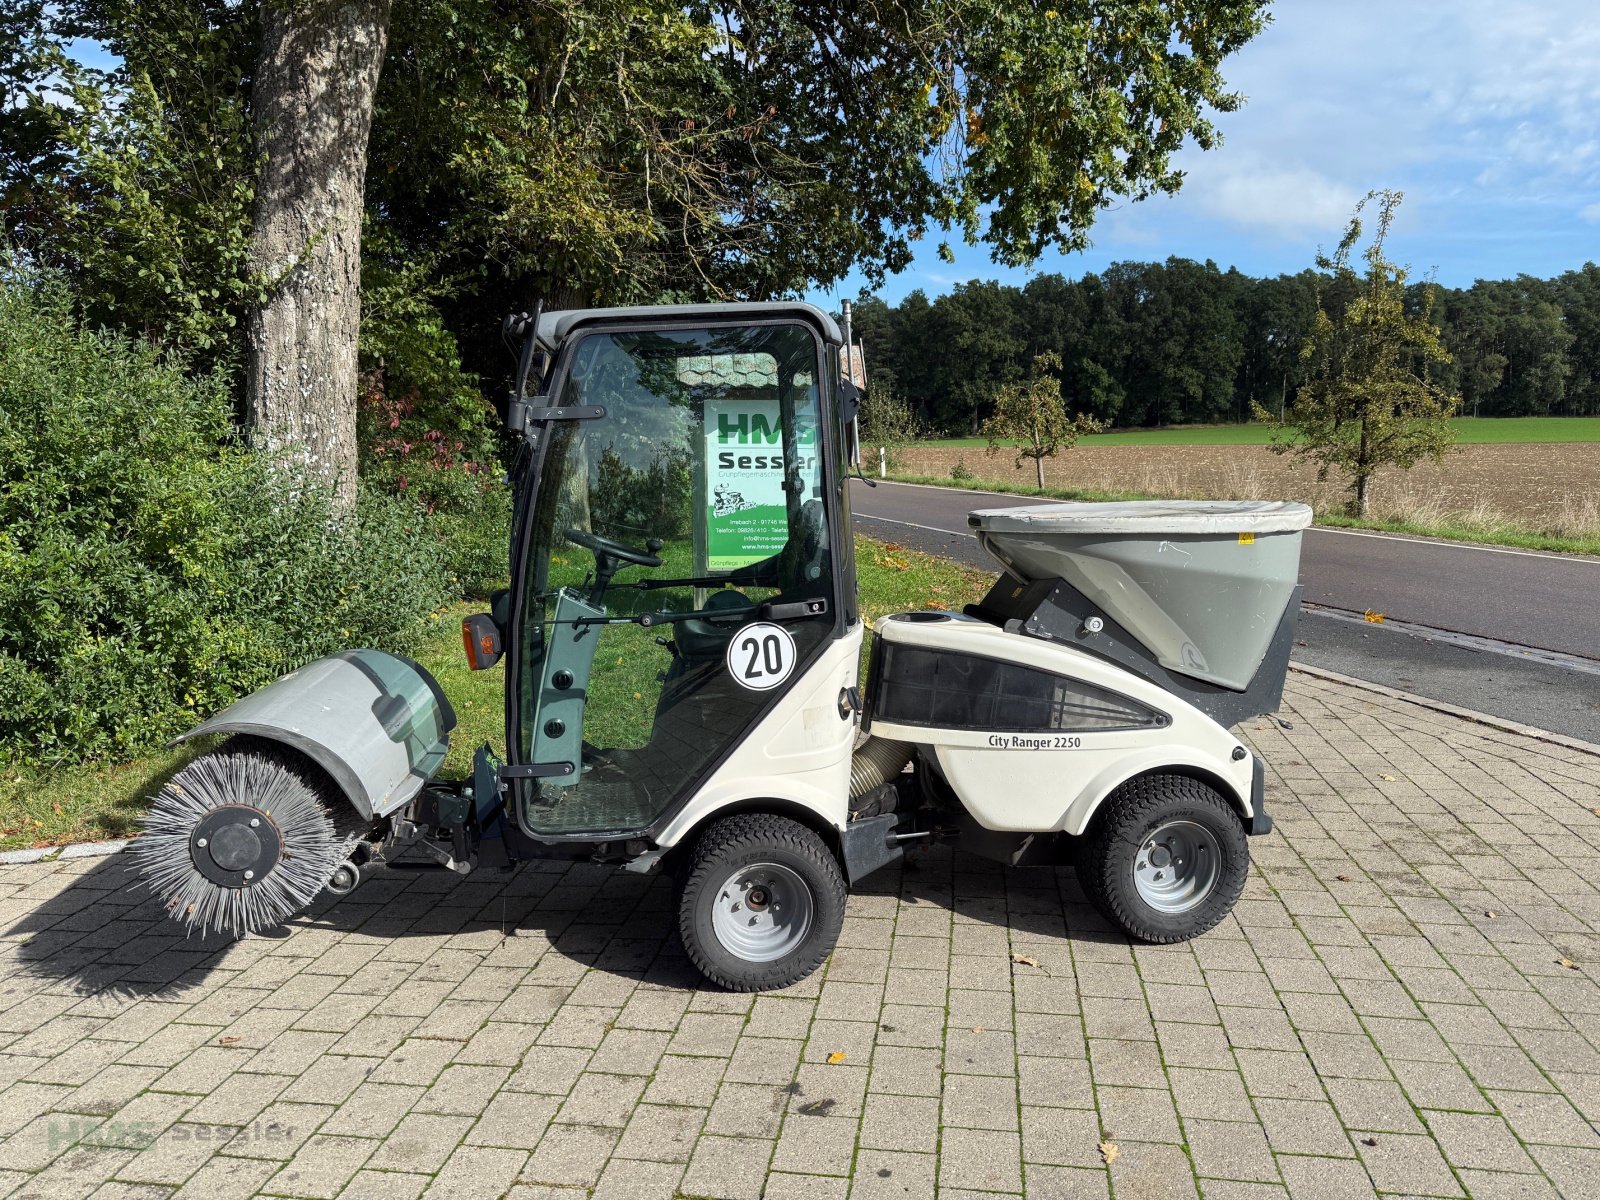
[1133,820,1221,914]
[710,862,814,963]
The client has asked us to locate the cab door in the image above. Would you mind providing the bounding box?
[505,319,847,839]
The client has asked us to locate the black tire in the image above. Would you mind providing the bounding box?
[677,813,847,991]
[1075,774,1248,943]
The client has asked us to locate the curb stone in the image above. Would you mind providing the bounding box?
[0,837,132,866]
[1289,662,1600,758]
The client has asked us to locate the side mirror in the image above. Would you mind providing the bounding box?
[839,377,863,469]
[462,613,504,671]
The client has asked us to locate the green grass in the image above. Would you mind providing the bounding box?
[920,415,1600,448]
[886,472,1600,557]
[0,536,993,853]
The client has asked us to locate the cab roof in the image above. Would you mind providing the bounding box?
[535,302,843,351]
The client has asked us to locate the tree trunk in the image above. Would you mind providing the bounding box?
[1034,454,1045,490]
[246,0,393,507]
[1353,418,1371,516]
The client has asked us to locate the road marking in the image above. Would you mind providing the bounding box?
[1307,525,1600,565]
[856,513,969,537]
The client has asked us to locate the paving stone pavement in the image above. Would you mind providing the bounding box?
[3,673,1600,1199]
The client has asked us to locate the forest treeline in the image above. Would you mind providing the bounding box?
[850,259,1600,433]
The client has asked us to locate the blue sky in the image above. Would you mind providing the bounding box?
[807,0,1600,307]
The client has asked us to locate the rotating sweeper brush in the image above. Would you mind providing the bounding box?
[130,738,369,937]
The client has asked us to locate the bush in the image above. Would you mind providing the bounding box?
[357,367,510,597]
[0,273,453,767]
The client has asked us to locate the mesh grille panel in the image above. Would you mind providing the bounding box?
[873,643,1167,733]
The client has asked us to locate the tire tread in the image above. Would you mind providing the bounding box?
[1078,774,1248,944]
[677,813,847,992]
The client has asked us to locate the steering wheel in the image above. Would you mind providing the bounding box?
[564,527,663,568]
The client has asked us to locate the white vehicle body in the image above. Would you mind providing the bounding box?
[864,612,1254,835]
[653,624,863,848]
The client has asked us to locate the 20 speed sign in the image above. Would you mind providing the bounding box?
[726,622,798,691]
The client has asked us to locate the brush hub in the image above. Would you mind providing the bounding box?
[191,805,282,887]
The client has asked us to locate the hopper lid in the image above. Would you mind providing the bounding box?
[968,499,1314,535]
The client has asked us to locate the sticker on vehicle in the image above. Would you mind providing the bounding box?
[727,622,798,691]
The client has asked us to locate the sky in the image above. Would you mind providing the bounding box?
[806,0,1600,308]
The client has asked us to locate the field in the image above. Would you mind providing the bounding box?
[892,442,1600,552]
[922,415,1600,448]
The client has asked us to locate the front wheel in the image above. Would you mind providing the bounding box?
[1076,774,1249,943]
[677,813,847,991]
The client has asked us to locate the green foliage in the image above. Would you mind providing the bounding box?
[1261,191,1461,516]
[949,458,975,482]
[857,381,921,470]
[0,273,453,767]
[981,352,1105,487]
[5,6,259,356]
[852,253,1600,434]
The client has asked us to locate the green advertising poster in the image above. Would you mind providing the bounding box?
[704,398,806,570]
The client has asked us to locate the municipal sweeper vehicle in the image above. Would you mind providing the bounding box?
[132,301,1311,990]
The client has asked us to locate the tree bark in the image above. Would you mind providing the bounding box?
[246,0,393,507]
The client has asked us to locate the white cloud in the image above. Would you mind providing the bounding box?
[1176,155,1363,238]
[1580,201,1600,224]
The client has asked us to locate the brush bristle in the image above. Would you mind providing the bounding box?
[131,738,367,938]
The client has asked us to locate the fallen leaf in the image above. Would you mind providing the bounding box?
[798,1098,836,1116]
[1363,610,1386,624]
[1011,953,1041,969]
[1360,1136,1378,1147]
[218,1036,240,1045]
[972,1026,985,1034]
[1099,1141,1120,1165]
[1295,640,1308,647]
[1335,874,1352,883]
[1378,774,1397,782]
[1559,958,1580,971]
[1591,807,1600,816]
[1484,910,1498,919]
[826,1051,847,1064]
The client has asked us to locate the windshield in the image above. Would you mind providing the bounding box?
[513,322,836,836]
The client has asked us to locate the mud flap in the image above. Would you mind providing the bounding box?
[1248,756,1273,836]
[840,813,902,884]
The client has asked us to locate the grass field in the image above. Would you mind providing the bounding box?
[921,415,1600,448]
[0,536,992,853]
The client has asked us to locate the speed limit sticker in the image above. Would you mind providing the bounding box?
[726,622,798,691]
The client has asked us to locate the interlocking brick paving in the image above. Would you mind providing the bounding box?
[2,673,1599,1198]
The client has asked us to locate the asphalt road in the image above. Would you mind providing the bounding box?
[851,480,1600,743]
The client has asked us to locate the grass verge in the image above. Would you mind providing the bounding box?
[920,415,1600,449]
[885,473,1600,557]
[0,536,994,853]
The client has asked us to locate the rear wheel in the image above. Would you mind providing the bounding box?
[1076,774,1248,943]
[677,813,847,991]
